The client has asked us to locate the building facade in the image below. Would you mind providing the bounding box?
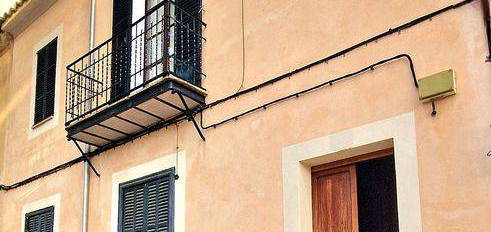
[0,0,490,231]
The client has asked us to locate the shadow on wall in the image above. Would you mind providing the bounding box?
[0,31,13,183]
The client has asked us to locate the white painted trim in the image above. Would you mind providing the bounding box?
[28,24,63,140]
[282,112,422,232]
[20,193,61,232]
[110,151,186,232]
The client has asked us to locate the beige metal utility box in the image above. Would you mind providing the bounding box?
[418,69,456,102]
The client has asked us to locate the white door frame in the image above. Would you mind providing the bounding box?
[282,112,422,232]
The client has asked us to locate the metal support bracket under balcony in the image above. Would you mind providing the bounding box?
[177,91,205,141]
[72,139,100,177]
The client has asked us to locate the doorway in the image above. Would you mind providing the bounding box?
[111,0,168,100]
[311,148,399,232]
[110,0,202,100]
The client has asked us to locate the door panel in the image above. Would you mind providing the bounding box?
[312,165,358,232]
[144,0,166,81]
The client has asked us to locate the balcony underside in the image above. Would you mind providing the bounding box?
[66,76,206,148]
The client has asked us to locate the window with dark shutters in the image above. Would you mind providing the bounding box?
[118,169,174,232]
[25,206,54,232]
[34,38,57,125]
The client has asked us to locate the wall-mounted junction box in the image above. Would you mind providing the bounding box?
[418,69,456,102]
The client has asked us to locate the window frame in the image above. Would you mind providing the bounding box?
[24,206,55,232]
[117,168,175,232]
[33,37,58,127]
[28,25,62,140]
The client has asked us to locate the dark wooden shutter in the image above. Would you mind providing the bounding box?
[113,0,133,35]
[25,206,54,232]
[34,38,57,125]
[119,169,174,232]
[111,0,133,100]
[174,0,202,85]
[176,0,201,15]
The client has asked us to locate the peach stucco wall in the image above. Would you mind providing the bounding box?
[0,38,12,230]
[1,0,491,232]
[0,0,89,231]
[0,43,12,183]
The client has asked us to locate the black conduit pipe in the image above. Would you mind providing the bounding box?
[0,157,85,191]
[201,0,475,111]
[0,0,477,192]
[200,54,418,129]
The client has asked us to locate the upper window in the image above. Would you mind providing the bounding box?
[34,38,57,125]
[25,206,54,232]
[118,169,175,232]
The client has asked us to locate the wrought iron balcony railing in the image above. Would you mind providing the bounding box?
[65,0,205,126]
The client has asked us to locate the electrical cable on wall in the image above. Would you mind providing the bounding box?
[0,0,478,192]
[200,54,418,129]
[201,0,475,111]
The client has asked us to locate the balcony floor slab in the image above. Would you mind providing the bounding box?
[66,78,205,148]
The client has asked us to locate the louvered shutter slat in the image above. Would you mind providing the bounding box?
[135,187,145,230]
[34,47,46,124]
[146,182,158,227]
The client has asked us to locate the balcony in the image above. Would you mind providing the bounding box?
[65,0,206,150]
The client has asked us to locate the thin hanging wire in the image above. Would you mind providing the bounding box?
[235,0,246,93]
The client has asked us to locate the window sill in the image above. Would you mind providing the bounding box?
[32,116,53,129]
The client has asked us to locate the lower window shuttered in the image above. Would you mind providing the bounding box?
[118,168,175,232]
[25,206,54,232]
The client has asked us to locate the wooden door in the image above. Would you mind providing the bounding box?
[312,165,358,232]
